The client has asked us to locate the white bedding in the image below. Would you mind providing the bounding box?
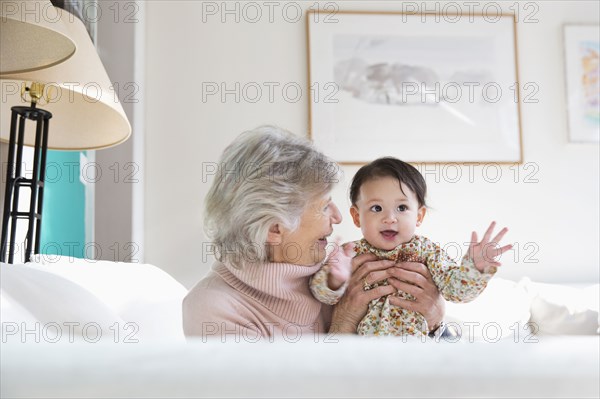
[1,257,599,398]
[2,336,598,398]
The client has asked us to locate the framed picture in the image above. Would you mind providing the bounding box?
[563,25,600,143]
[307,11,523,163]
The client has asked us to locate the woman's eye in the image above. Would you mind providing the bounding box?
[397,205,408,212]
[370,205,382,212]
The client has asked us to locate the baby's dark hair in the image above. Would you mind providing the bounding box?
[350,157,427,207]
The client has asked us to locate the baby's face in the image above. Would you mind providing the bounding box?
[350,176,426,250]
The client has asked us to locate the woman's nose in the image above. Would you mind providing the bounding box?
[329,202,342,224]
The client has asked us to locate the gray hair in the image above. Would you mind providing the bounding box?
[204,125,341,267]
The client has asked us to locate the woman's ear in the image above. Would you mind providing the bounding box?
[350,206,361,228]
[416,206,427,226]
[266,224,283,245]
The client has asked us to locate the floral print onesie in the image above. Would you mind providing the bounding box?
[309,235,496,336]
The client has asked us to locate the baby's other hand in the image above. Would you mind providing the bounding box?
[327,241,355,291]
[468,221,513,273]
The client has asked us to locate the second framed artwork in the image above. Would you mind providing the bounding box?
[307,11,523,163]
[563,25,600,143]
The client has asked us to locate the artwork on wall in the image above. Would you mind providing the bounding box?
[307,11,523,163]
[563,25,600,143]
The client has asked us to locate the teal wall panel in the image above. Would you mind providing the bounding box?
[39,151,85,258]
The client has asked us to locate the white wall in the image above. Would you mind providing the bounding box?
[95,0,145,263]
[144,1,599,288]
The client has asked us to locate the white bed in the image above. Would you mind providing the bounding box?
[3,336,598,398]
[1,257,598,398]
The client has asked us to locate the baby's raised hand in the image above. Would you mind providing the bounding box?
[327,241,355,291]
[467,221,513,273]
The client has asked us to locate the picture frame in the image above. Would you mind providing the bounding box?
[307,11,523,164]
[563,25,600,143]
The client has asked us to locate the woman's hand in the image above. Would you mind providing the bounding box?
[330,255,446,334]
[329,253,398,334]
[386,262,445,332]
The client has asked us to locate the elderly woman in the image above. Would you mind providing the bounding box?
[183,126,445,340]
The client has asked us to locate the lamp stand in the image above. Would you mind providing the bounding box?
[1,105,51,264]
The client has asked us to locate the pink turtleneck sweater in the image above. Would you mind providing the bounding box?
[183,261,333,341]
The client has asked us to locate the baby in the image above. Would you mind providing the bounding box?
[310,157,512,336]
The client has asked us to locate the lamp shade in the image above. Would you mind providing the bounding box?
[0,0,76,74]
[0,6,131,150]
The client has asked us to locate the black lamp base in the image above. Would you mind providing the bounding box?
[1,105,52,264]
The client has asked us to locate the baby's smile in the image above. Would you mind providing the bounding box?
[380,230,398,240]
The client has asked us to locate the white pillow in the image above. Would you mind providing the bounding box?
[1,290,43,326]
[27,255,188,341]
[524,281,599,335]
[444,278,533,342]
[1,263,124,343]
